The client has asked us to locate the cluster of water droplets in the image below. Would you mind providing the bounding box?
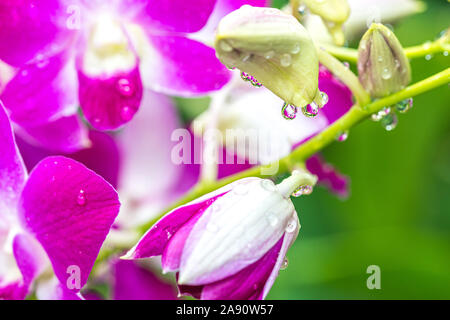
[371,98,413,131]
[240,71,262,87]
[281,91,329,120]
[77,189,87,206]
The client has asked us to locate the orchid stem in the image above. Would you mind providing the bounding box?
[138,68,450,235]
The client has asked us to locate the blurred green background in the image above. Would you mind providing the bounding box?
[268,0,450,299]
[177,0,450,299]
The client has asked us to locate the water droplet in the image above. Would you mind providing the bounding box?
[320,91,328,106]
[425,54,433,61]
[292,185,313,197]
[377,56,383,63]
[298,4,306,16]
[265,212,279,227]
[219,40,232,52]
[116,78,134,96]
[343,61,350,68]
[233,183,249,195]
[302,102,319,117]
[281,102,298,120]
[395,98,413,113]
[381,68,392,80]
[264,50,275,59]
[120,106,134,121]
[285,218,297,233]
[380,112,398,131]
[241,53,251,62]
[291,43,300,54]
[280,258,288,270]
[443,51,449,57]
[77,190,86,206]
[337,130,349,142]
[371,107,390,122]
[280,53,292,67]
[261,179,276,192]
[35,54,49,68]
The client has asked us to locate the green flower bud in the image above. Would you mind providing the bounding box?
[214,5,319,109]
[292,0,350,45]
[357,23,411,98]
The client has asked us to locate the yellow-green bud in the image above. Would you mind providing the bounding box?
[357,23,411,98]
[214,5,319,109]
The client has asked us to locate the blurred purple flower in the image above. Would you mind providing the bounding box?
[124,176,303,300]
[0,101,120,300]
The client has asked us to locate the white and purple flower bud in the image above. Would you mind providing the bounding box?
[124,172,317,300]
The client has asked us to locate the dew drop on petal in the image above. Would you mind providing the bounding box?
[120,106,134,121]
[292,185,313,197]
[280,258,288,270]
[302,102,319,117]
[285,218,297,233]
[281,102,298,120]
[116,78,134,97]
[280,53,292,67]
[298,4,306,16]
[320,91,329,106]
[77,190,86,206]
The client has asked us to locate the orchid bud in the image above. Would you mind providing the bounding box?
[124,172,317,299]
[214,5,319,109]
[357,23,411,98]
[293,0,350,45]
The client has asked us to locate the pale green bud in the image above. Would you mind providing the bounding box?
[357,23,411,98]
[214,5,319,109]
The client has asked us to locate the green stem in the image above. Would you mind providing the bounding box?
[322,37,450,63]
[138,68,450,235]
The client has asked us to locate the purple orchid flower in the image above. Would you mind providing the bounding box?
[0,101,120,300]
[0,1,266,150]
[124,174,307,300]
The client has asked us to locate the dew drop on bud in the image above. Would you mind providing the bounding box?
[395,98,413,113]
[381,68,392,80]
[77,190,86,206]
[280,53,292,67]
[302,102,319,117]
[380,112,398,131]
[337,130,349,142]
[281,102,298,120]
[292,185,313,197]
[285,218,297,233]
[264,50,275,59]
[291,43,300,54]
[280,258,289,270]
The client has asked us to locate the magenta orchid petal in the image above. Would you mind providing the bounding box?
[306,154,350,198]
[1,52,78,127]
[18,156,120,292]
[136,0,217,33]
[0,281,27,300]
[0,101,27,216]
[124,193,227,260]
[141,35,231,96]
[113,260,177,300]
[78,65,143,130]
[16,115,90,154]
[0,0,71,66]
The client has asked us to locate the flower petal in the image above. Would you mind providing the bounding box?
[1,53,78,127]
[36,276,83,300]
[0,0,72,66]
[16,115,90,154]
[135,0,217,33]
[0,101,27,217]
[18,156,120,292]
[113,260,176,300]
[78,65,143,130]
[140,35,231,96]
[179,236,283,300]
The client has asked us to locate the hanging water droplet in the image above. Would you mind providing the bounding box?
[77,190,86,206]
[371,107,391,121]
[281,102,298,120]
[116,78,134,96]
[285,218,297,233]
[302,102,319,117]
[292,185,313,197]
[380,112,398,131]
[337,130,349,142]
[280,258,288,270]
[320,91,328,106]
[233,183,249,195]
[298,4,307,16]
[265,212,279,227]
[381,68,392,80]
[395,98,413,113]
[280,53,292,67]
[219,40,233,52]
[261,179,276,192]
